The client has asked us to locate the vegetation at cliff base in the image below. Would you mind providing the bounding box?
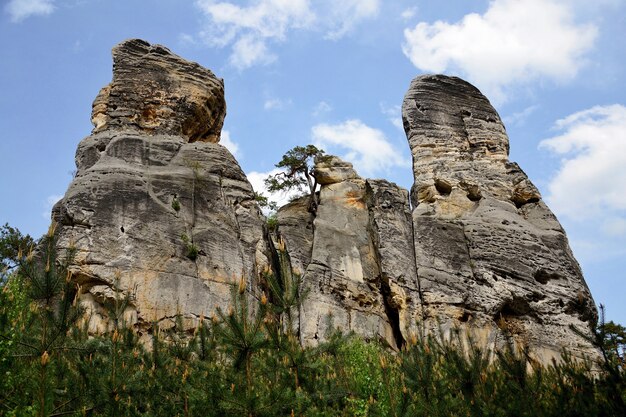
[1,225,625,416]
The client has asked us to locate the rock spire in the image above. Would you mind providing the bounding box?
[53,39,268,335]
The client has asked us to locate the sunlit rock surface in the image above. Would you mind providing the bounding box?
[53,40,598,361]
[54,39,269,335]
[403,75,597,360]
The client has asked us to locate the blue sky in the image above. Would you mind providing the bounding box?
[1,0,625,324]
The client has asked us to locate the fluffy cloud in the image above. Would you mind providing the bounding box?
[5,0,54,22]
[312,119,409,177]
[400,7,417,21]
[321,0,380,41]
[195,0,379,69]
[402,0,597,102]
[264,97,292,111]
[312,101,332,116]
[502,105,540,128]
[220,130,240,157]
[539,105,626,235]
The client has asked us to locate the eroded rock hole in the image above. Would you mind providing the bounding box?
[494,297,531,320]
[434,179,452,196]
[512,197,540,209]
[534,269,560,284]
[459,311,471,323]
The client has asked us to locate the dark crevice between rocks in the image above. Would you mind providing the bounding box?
[409,215,427,326]
[364,182,410,350]
[266,228,301,340]
[380,278,405,350]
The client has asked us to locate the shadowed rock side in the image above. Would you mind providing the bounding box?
[277,157,421,349]
[53,39,269,336]
[403,75,598,360]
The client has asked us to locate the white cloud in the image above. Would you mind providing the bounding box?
[402,0,597,102]
[5,0,55,22]
[229,35,276,69]
[195,0,380,69]
[312,119,409,177]
[247,168,302,211]
[380,103,403,130]
[178,33,196,46]
[42,194,62,219]
[312,101,332,116]
[322,0,380,41]
[220,130,240,157]
[503,105,540,127]
[264,97,292,111]
[539,105,626,232]
[401,7,417,21]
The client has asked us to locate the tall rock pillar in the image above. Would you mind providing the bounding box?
[53,39,269,334]
[403,75,598,360]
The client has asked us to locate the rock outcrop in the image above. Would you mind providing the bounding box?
[53,39,598,360]
[91,39,225,142]
[402,75,597,359]
[53,39,269,335]
[277,76,598,359]
[278,156,421,349]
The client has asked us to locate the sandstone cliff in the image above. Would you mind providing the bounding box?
[54,40,598,360]
[403,75,597,360]
[53,39,269,335]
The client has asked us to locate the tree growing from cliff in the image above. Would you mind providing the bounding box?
[0,223,34,281]
[264,144,327,213]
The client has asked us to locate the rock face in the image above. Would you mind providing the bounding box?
[282,157,420,349]
[53,39,598,360]
[402,75,597,359]
[276,157,422,349]
[91,39,225,143]
[277,76,598,359]
[53,39,269,334]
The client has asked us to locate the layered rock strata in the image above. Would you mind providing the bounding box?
[53,39,269,334]
[402,75,597,359]
[53,39,598,360]
[277,157,422,349]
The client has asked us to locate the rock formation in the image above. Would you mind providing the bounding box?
[53,39,269,335]
[278,156,421,349]
[53,39,598,360]
[401,75,597,360]
[276,76,598,359]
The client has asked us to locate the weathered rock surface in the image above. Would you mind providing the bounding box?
[53,39,268,334]
[91,39,225,143]
[277,157,420,349]
[402,75,597,360]
[53,39,598,360]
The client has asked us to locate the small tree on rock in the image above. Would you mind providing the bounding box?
[264,145,327,213]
